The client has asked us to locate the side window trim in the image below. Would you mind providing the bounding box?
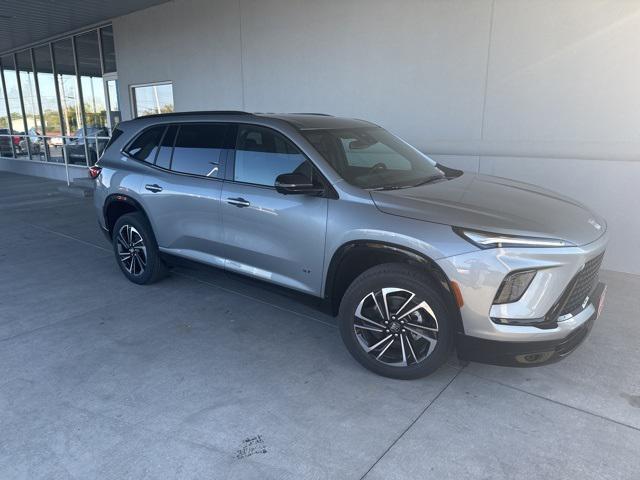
[166,124,179,170]
[152,125,169,165]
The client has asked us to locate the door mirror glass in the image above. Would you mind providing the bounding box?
[275,173,324,195]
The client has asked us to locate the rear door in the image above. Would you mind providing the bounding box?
[220,124,328,294]
[136,122,233,267]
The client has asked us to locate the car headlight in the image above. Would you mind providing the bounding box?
[493,270,537,304]
[454,228,573,249]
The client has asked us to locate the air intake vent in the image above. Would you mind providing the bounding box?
[559,252,604,316]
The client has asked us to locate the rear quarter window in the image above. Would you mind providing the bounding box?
[124,126,166,163]
[103,128,124,152]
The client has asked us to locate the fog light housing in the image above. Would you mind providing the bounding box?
[493,270,537,304]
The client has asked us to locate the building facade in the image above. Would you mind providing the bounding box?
[1,0,639,275]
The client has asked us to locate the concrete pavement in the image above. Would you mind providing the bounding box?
[0,171,638,479]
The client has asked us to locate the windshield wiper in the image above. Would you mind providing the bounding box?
[368,175,446,191]
[369,184,407,191]
[409,175,446,188]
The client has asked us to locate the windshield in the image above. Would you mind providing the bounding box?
[301,127,445,189]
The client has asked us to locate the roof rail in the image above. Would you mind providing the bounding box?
[289,112,333,116]
[138,110,253,119]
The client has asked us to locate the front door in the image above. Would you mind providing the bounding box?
[220,124,328,295]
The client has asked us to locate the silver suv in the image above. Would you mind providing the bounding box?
[93,112,608,379]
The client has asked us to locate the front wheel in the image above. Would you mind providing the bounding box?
[338,263,454,379]
[112,213,167,285]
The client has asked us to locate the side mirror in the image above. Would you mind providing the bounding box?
[275,173,324,195]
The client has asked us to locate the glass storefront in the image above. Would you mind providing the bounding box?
[0,25,117,166]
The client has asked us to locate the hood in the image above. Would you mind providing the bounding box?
[370,174,606,246]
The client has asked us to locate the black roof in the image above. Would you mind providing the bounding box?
[132,111,375,130]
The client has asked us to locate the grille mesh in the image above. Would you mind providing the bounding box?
[559,252,604,315]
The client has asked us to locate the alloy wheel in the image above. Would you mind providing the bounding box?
[116,224,147,276]
[353,287,439,367]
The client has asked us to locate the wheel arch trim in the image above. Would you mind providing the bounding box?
[103,193,153,235]
[323,240,464,332]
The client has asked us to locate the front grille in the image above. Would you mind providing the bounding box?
[558,252,604,316]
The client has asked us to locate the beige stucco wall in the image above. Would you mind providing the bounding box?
[114,0,640,274]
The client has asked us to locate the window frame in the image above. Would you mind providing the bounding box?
[130,81,174,118]
[227,123,329,193]
[120,121,233,181]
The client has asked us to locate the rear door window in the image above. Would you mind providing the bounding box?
[155,125,178,169]
[170,124,228,178]
[124,126,165,163]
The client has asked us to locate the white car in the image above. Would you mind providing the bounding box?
[49,136,64,147]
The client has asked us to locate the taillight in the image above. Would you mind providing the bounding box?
[88,165,102,179]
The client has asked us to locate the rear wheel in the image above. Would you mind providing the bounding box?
[112,213,167,285]
[339,263,453,379]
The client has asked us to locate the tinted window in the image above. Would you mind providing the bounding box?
[302,127,444,189]
[103,128,124,151]
[171,124,227,177]
[340,137,411,170]
[155,125,177,169]
[125,126,165,162]
[234,125,307,186]
[100,26,117,74]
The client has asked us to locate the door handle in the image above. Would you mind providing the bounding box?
[145,184,163,193]
[226,197,251,208]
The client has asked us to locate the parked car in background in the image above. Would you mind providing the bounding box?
[0,128,13,156]
[65,126,110,164]
[18,128,43,156]
[92,111,608,379]
[11,131,22,151]
[49,136,64,147]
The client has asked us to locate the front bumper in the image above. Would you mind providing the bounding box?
[456,282,606,366]
[438,230,608,343]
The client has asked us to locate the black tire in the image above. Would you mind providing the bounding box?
[338,263,454,379]
[112,212,167,285]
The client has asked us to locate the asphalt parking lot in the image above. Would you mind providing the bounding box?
[1,171,639,479]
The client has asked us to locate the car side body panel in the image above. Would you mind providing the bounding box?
[93,112,609,369]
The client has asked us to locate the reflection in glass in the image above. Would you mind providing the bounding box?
[33,46,61,136]
[0,68,8,130]
[16,50,44,159]
[53,39,82,137]
[1,55,25,136]
[171,124,226,177]
[76,31,107,130]
[106,79,121,128]
[0,75,11,157]
[34,46,63,162]
[16,51,41,133]
[132,83,174,117]
[1,25,118,165]
[100,26,117,74]
[235,125,307,186]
